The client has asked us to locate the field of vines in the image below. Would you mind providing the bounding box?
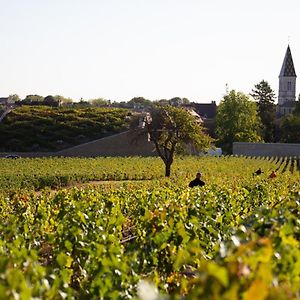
[0,156,299,299]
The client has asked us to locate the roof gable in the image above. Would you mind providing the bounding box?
[192,102,217,119]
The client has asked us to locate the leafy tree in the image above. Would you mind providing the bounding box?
[156,97,190,107]
[216,90,262,154]
[54,95,73,106]
[128,97,152,108]
[44,95,59,106]
[250,80,276,142]
[23,94,44,103]
[73,98,91,107]
[88,98,108,107]
[280,101,300,143]
[157,99,169,106]
[169,97,189,106]
[8,94,20,103]
[294,100,300,114]
[140,105,213,176]
[182,98,190,105]
[280,115,300,143]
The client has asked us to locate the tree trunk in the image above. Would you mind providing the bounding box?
[165,162,171,177]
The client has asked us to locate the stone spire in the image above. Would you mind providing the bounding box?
[279,45,296,77]
[278,45,297,105]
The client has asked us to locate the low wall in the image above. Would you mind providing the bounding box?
[233,142,300,157]
[1,131,157,158]
[56,130,156,157]
[0,152,53,158]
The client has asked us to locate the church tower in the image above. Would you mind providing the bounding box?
[278,45,297,105]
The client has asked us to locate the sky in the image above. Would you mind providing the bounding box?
[1,0,300,103]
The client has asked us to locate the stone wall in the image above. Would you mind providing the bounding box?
[233,142,300,157]
[0,131,157,158]
[0,152,53,158]
[56,130,157,157]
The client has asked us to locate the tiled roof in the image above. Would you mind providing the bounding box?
[191,102,217,119]
[279,45,297,77]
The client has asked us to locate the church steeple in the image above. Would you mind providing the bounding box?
[279,45,296,77]
[278,45,296,105]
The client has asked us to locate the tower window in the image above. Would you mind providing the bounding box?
[287,81,292,90]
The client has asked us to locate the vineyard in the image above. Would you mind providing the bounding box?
[1,156,299,192]
[0,156,299,299]
[0,106,130,152]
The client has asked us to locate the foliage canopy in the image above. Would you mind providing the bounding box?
[280,101,300,143]
[216,90,263,153]
[250,80,276,142]
[0,156,299,299]
[143,105,213,176]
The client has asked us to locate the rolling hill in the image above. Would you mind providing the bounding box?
[0,105,131,152]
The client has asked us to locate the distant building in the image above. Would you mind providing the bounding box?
[277,45,297,117]
[0,97,8,105]
[0,96,18,106]
[190,101,217,119]
[184,107,203,124]
[185,101,217,138]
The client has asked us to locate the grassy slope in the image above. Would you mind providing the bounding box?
[0,106,130,151]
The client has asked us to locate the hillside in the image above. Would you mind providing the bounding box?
[0,106,131,151]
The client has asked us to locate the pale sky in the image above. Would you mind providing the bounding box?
[1,0,300,103]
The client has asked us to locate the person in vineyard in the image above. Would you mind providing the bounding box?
[269,170,277,179]
[254,168,263,175]
[189,172,205,188]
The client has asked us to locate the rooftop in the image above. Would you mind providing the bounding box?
[279,45,297,77]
